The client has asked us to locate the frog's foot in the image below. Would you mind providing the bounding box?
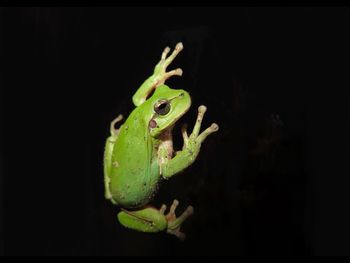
[161,199,194,241]
[153,42,184,86]
[182,105,219,149]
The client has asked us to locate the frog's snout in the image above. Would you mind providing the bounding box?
[178,89,190,99]
[177,90,188,99]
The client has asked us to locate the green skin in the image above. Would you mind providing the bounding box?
[104,42,219,240]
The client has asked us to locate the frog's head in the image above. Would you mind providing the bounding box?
[147,85,191,137]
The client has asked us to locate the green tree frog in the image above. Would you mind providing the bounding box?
[104,42,219,240]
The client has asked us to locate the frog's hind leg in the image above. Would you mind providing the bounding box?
[110,114,123,136]
[117,206,168,234]
[117,200,193,240]
[104,114,123,200]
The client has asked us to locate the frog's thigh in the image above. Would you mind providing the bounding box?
[117,207,168,233]
[103,136,117,200]
[104,115,124,200]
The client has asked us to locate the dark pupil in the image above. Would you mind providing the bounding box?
[155,100,170,115]
[158,103,167,110]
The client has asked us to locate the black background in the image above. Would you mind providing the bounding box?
[1,6,350,256]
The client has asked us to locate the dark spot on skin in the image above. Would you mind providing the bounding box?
[149,119,157,129]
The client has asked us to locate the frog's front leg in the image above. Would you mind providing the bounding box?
[161,105,219,178]
[117,200,194,240]
[132,42,184,106]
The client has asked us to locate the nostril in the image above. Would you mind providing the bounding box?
[179,92,184,97]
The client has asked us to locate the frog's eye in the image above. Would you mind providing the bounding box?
[154,99,171,115]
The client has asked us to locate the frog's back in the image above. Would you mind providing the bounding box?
[109,110,160,208]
